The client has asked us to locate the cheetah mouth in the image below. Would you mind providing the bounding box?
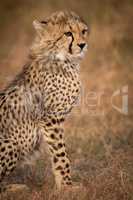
[68,51,86,60]
[79,46,88,57]
[78,51,85,58]
[77,48,87,58]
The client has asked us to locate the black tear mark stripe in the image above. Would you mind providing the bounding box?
[68,26,74,54]
[0,93,7,108]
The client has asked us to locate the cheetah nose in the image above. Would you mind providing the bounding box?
[78,43,86,50]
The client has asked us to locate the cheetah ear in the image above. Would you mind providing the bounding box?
[33,20,47,37]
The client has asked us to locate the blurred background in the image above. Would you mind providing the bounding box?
[0,0,133,199]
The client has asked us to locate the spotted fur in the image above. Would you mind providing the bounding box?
[0,11,88,190]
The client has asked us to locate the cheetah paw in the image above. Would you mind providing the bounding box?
[5,184,30,193]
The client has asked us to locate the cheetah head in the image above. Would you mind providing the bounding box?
[32,11,89,61]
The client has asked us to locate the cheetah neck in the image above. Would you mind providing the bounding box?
[6,54,79,92]
[30,42,82,66]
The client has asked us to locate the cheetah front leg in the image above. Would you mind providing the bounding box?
[0,139,20,192]
[40,122,72,189]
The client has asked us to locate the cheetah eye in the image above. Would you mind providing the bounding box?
[82,29,88,35]
[64,32,73,37]
[40,21,47,24]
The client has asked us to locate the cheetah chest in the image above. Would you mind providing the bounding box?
[44,68,81,115]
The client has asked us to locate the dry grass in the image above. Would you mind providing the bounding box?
[0,0,133,199]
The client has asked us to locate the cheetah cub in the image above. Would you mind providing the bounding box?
[0,11,88,190]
